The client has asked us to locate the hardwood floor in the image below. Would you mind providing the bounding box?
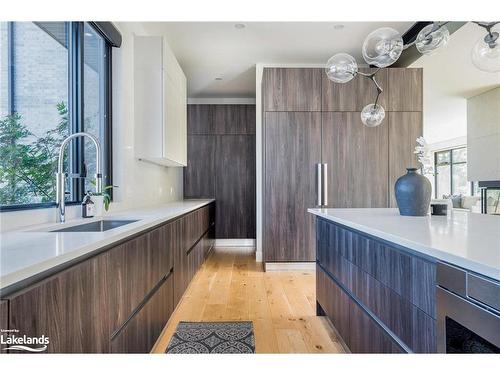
[152,247,346,353]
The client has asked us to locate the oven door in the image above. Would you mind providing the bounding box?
[437,286,500,353]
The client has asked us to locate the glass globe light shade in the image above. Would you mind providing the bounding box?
[362,27,403,67]
[471,33,500,72]
[361,103,385,127]
[325,53,358,83]
[416,23,450,55]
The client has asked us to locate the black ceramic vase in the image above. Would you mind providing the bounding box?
[394,168,432,216]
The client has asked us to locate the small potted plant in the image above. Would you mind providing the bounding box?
[90,181,115,216]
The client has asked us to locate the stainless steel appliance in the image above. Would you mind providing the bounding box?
[437,262,500,353]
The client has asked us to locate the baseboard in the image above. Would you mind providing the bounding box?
[264,262,316,272]
[214,239,256,248]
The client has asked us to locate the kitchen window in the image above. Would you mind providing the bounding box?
[0,22,115,211]
[434,147,473,198]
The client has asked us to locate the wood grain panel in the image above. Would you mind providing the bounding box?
[387,68,423,111]
[214,105,255,134]
[184,135,216,198]
[187,104,214,134]
[388,112,423,207]
[8,258,108,353]
[322,68,388,111]
[348,296,403,353]
[322,112,389,208]
[264,112,321,261]
[215,135,255,238]
[317,219,437,353]
[263,68,322,111]
[185,105,255,238]
[111,274,174,353]
[316,266,350,345]
[411,257,437,318]
[1,300,8,351]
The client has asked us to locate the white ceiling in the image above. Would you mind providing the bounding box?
[145,22,414,98]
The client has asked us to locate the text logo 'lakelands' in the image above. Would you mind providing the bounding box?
[1,329,49,352]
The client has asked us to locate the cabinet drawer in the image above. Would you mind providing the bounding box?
[468,273,500,311]
[349,297,404,354]
[111,272,174,353]
[316,267,350,345]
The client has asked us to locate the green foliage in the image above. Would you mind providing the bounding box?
[0,103,69,205]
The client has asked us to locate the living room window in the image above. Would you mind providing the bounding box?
[0,22,113,211]
[434,147,472,199]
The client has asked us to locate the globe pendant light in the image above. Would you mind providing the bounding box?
[416,23,450,55]
[361,103,385,127]
[471,28,500,72]
[325,53,358,83]
[362,27,404,67]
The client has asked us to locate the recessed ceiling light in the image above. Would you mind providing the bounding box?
[85,32,93,37]
[333,24,345,30]
[215,77,223,81]
[234,23,246,29]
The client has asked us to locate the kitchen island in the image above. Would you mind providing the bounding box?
[308,208,500,354]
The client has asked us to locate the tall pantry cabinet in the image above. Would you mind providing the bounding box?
[262,67,423,263]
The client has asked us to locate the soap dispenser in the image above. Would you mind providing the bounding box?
[82,191,95,218]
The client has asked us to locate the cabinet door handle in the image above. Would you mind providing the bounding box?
[317,163,323,207]
[322,163,328,207]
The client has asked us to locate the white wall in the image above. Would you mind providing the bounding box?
[410,22,500,151]
[0,22,184,232]
[467,86,500,181]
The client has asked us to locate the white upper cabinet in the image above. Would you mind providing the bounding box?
[134,35,187,167]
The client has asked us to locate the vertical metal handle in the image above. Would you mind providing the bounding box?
[322,163,328,207]
[317,163,323,207]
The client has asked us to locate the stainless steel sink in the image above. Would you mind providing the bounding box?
[51,220,139,232]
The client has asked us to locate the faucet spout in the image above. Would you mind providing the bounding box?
[56,132,102,223]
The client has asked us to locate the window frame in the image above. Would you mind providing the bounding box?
[0,21,113,212]
[434,146,473,198]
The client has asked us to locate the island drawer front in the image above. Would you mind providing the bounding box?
[317,218,436,318]
[436,262,467,298]
[467,273,500,312]
[317,266,405,353]
[317,218,438,353]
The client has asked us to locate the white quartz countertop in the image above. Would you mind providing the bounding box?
[308,208,500,281]
[0,199,214,296]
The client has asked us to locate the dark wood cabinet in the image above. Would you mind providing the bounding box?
[184,104,255,239]
[322,112,389,208]
[387,68,423,111]
[262,67,422,263]
[215,135,255,238]
[8,257,108,353]
[184,136,216,199]
[388,112,423,207]
[348,296,404,354]
[264,111,321,261]
[4,203,215,353]
[214,105,255,134]
[1,300,9,351]
[187,104,214,134]
[111,273,174,353]
[263,68,322,112]
[316,218,437,353]
[322,68,388,111]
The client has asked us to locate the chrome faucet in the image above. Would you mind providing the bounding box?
[56,132,102,223]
